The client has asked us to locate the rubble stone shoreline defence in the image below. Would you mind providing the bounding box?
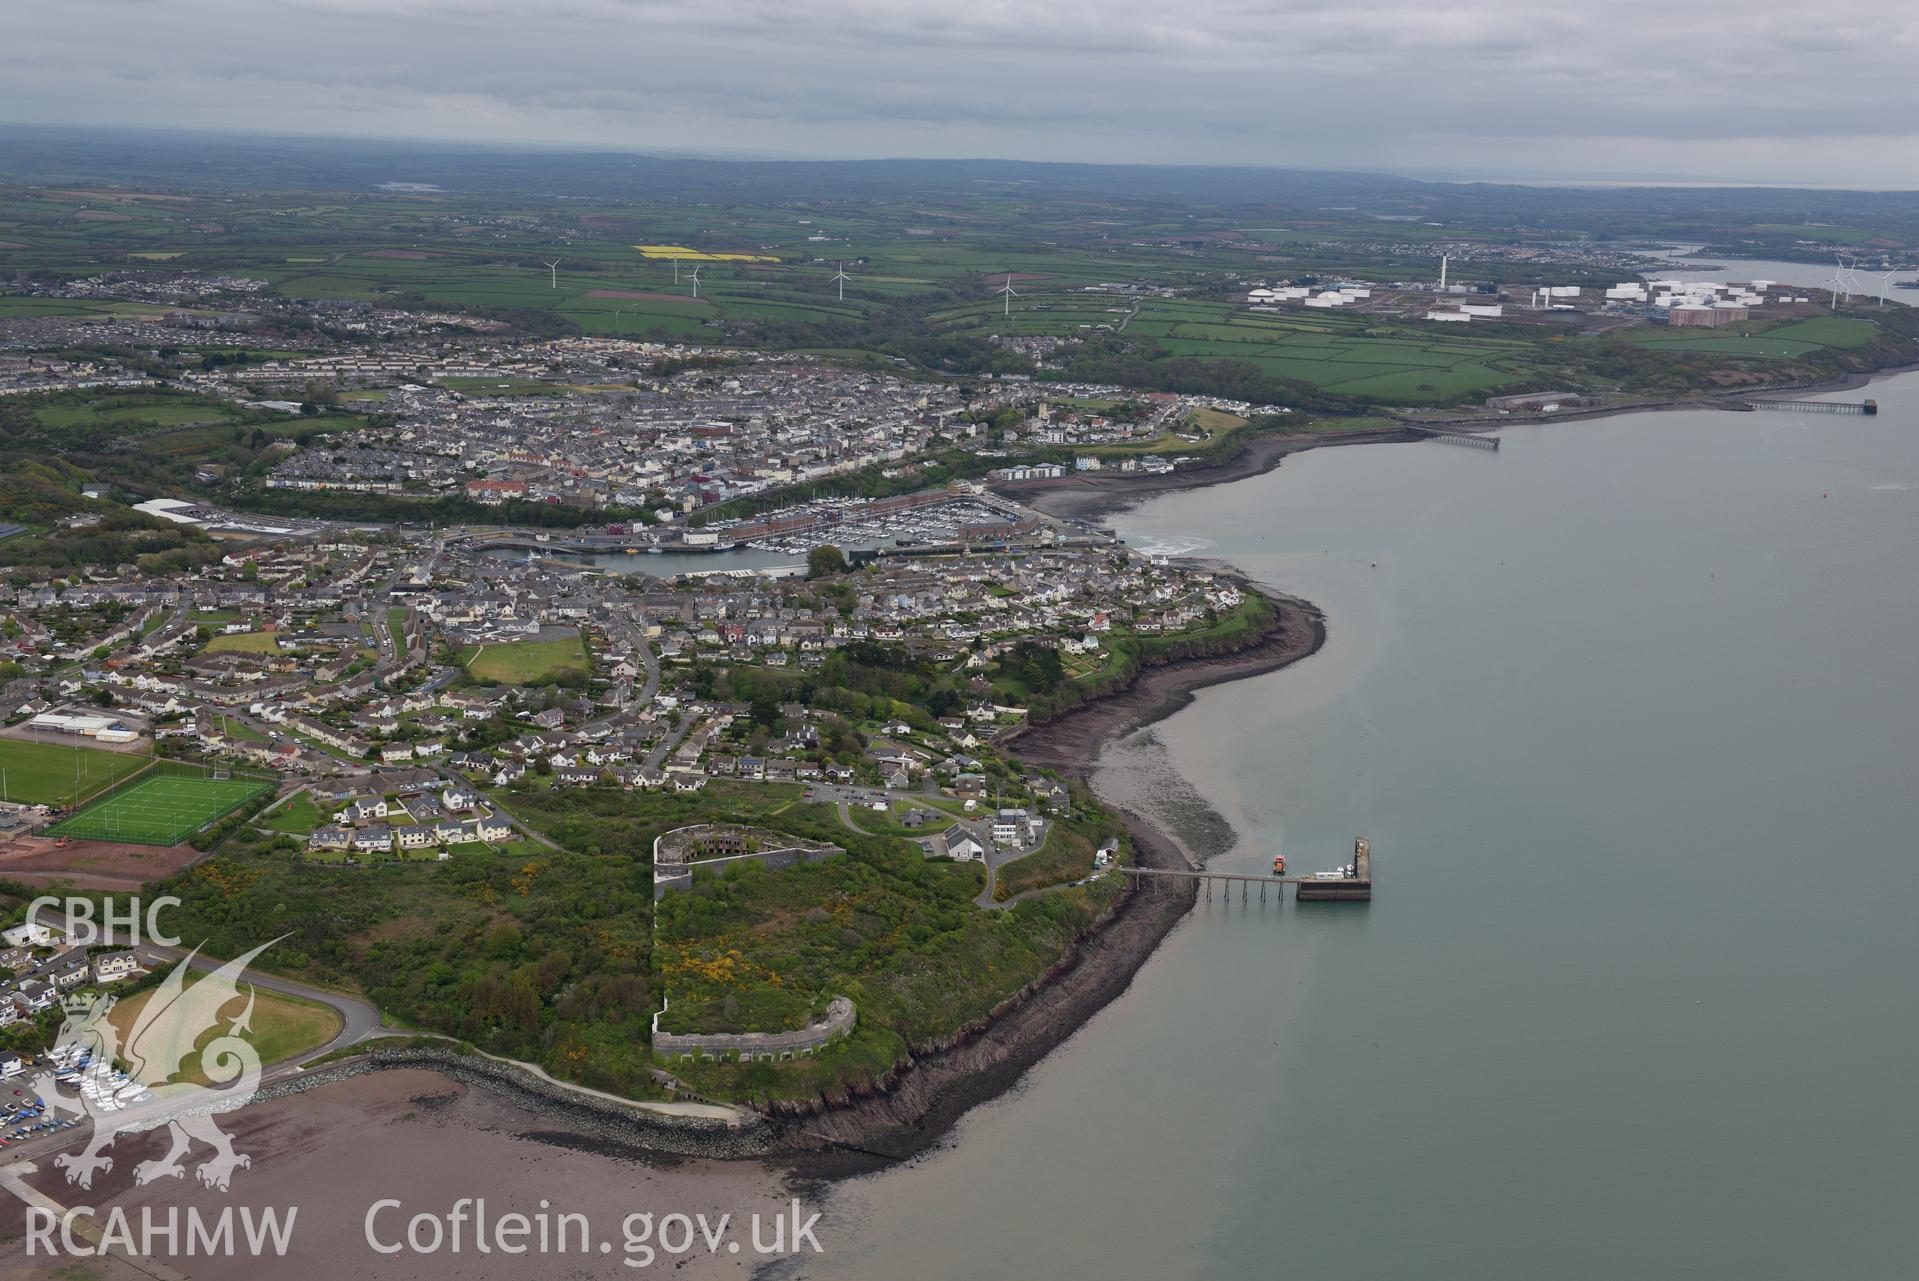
[271,582,1325,1178]
[255,1045,787,1161]
[768,584,1326,1178]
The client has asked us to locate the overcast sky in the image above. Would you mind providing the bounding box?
[8,0,1919,185]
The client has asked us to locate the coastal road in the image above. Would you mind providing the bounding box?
[2,912,744,1177]
[27,906,387,1065]
[134,941,385,1064]
[973,845,999,906]
[0,913,393,1170]
[808,787,1044,909]
[974,834,1063,909]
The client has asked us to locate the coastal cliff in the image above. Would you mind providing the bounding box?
[763,587,1325,1171]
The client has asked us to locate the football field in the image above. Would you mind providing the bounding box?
[46,774,274,846]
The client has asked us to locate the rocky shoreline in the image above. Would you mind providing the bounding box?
[996,426,1405,522]
[997,354,1919,525]
[254,1044,788,1162]
[277,587,1327,1179]
[230,356,1912,1190]
[764,589,1326,1177]
[254,433,1349,1177]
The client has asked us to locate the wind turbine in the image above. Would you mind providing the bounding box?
[832,261,851,302]
[672,256,681,285]
[1823,255,1847,307]
[1835,253,1862,302]
[997,272,1018,318]
[1822,269,1845,311]
[688,265,701,299]
[1879,269,1896,307]
[542,258,561,289]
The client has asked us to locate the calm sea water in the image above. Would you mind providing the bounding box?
[1639,246,1918,294]
[791,374,1919,1281]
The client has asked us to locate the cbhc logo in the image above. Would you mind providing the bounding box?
[24,896,182,948]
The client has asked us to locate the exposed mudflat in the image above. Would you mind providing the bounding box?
[0,1069,801,1279]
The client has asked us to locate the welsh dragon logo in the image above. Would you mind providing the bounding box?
[36,939,283,1192]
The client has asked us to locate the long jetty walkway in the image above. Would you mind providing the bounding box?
[1747,398,1877,415]
[1120,838,1372,903]
[1406,425,1500,449]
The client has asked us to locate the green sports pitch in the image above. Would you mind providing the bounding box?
[45,773,274,846]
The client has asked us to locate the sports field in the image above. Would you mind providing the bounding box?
[0,738,147,806]
[46,773,274,846]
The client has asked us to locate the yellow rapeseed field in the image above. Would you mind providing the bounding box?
[633,244,777,262]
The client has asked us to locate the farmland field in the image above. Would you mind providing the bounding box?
[0,297,177,320]
[1187,406,1247,431]
[634,245,778,262]
[0,738,147,806]
[940,293,1530,401]
[1625,315,1883,358]
[2,176,1913,422]
[1765,317,1880,347]
[32,393,241,430]
[1627,333,1824,357]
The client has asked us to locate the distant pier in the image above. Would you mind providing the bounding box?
[1747,398,1877,416]
[1407,425,1500,449]
[1119,837,1371,904]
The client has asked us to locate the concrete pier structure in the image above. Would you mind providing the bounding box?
[1294,837,1372,901]
[1748,398,1876,415]
[1118,837,1372,903]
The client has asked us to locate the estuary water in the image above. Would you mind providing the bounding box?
[1639,244,1919,294]
[793,374,1919,1280]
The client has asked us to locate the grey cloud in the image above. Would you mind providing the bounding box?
[7,0,1919,183]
